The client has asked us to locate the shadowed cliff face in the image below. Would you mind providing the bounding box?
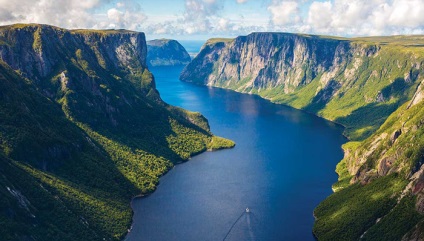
[181,32,424,240]
[147,39,191,67]
[0,24,233,241]
[0,25,148,85]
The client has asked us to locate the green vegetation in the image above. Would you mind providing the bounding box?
[314,91,424,239]
[0,24,234,241]
[362,196,423,241]
[0,60,137,240]
[207,136,236,150]
[183,32,424,240]
[275,44,423,141]
[313,174,407,240]
[205,38,234,45]
[71,29,137,35]
[352,35,424,46]
[186,33,424,141]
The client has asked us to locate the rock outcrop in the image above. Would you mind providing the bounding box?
[0,24,232,241]
[147,39,190,67]
[181,33,424,141]
[1,25,148,84]
[181,32,424,240]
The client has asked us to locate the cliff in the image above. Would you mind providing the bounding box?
[0,24,233,241]
[181,33,424,140]
[181,32,424,240]
[147,39,191,67]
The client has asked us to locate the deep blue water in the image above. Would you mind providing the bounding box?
[125,44,346,241]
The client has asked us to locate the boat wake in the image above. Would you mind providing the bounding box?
[223,207,252,241]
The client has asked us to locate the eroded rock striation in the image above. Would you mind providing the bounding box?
[0,24,233,241]
[181,33,424,140]
[181,32,424,240]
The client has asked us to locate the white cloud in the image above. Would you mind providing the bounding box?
[307,1,332,32]
[217,18,229,30]
[103,2,146,30]
[176,0,225,34]
[0,0,423,37]
[107,8,124,24]
[302,0,424,36]
[0,0,146,31]
[0,0,105,28]
[268,1,300,26]
[387,0,424,28]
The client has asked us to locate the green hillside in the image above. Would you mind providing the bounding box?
[181,32,424,240]
[0,24,234,241]
[181,33,424,141]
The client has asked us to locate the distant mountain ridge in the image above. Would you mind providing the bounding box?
[0,24,234,241]
[147,39,191,67]
[180,32,424,240]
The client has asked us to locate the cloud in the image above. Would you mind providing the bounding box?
[0,7,18,22]
[102,1,146,30]
[304,0,424,36]
[386,0,424,28]
[268,1,301,26]
[264,0,424,36]
[0,0,146,31]
[107,8,124,24]
[0,0,423,37]
[306,1,332,32]
[0,0,105,28]
[176,0,227,34]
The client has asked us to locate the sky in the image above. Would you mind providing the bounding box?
[0,0,423,40]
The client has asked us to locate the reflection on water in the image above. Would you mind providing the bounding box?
[126,65,347,241]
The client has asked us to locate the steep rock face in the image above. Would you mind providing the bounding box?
[147,39,190,67]
[180,38,229,85]
[181,33,424,141]
[315,88,424,241]
[182,33,352,90]
[0,25,148,86]
[0,24,233,241]
[182,32,424,240]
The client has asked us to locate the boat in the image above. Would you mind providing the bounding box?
[246,207,250,213]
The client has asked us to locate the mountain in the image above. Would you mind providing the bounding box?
[180,32,424,240]
[146,39,191,67]
[314,81,424,240]
[0,24,234,241]
[181,33,424,141]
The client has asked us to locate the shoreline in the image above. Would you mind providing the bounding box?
[182,80,350,141]
[125,78,345,241]
[124,141,235,240]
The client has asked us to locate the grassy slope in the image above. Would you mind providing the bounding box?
[0,24,234,241]
[313,174,408,240]
[303,36,424,240]
[185,34,424,240]
[199,34,424,141]
[311,35,424,239]
[314,94,424,240]
[259,43,421,141]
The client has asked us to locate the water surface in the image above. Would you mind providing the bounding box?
[126,53,346,241]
